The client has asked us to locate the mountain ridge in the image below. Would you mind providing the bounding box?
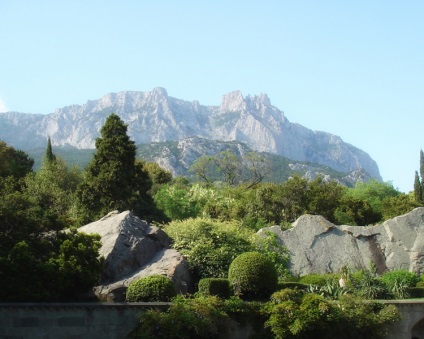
[0,88,382,180]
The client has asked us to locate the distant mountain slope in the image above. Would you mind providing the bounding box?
[26,138,374,187]
[0,88,381,180]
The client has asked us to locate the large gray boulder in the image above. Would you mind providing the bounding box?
[258,207,424,277]
[78,211,192,301]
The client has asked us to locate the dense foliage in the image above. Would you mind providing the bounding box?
[165,218,254,281]
[126,275,176,302]
[197,278,233,298]
[265,290,400,339]
[130,296,231,339]
[0,140,103,301]
[130,291,400,339]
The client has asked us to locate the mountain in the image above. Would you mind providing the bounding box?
[0,87,381,180]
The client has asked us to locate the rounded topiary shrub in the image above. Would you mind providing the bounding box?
[126,275,176,302]
[228,251,278,300]
[198,278,233,298]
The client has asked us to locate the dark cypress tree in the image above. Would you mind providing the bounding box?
[45,137,56,162]
[420,149,424,185]
[76,113,161,223]
[414,171,422,203]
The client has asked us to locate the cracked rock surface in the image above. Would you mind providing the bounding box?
[258,207,424,276]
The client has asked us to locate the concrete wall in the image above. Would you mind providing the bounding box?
[383,301,424,339]
[0,302,169,339]
[3,301,424,339]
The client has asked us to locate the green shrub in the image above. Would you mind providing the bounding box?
[198,278,233,298]
[164,218,254,281]
[298,273,338,286]
[228,251,278,300]
[380,270,419,288]
[277,282,308,291]
[126,275,176,302]
[416,281,424,288]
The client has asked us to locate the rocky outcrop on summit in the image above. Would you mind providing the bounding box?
[0,88,381,179]
[78,210,192,302]
[258,207,424,277]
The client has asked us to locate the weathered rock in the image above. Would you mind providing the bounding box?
[258,207,424,277]
[78,210,192,301]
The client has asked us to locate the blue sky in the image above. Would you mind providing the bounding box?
[0,1,423,192]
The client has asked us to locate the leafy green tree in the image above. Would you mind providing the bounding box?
[0,174,102,301]
[0,231,103,301]
[381,193,420,220]
[76,113,158,222]
[307,176,344,222]
[189,155,214,184]
[0,140,34,179]
[139,160,173,195]
[213,151,241,186]
[154,183,199,220]
[241,152,271,188]
[343,180,400,223]
[25,156,82,226]
[279,175,310,222]
[334,195,381,225]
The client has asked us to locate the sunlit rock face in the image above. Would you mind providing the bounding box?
[78,210,192,302]
[258,207,424,277]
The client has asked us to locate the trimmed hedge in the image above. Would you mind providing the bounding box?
[126,275,176,302]
[198,278,233,298]
[228,251,278,300]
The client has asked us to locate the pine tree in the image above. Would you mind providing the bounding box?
[414,171,422,203]
[76,113,160,222]
[45,137,56,162]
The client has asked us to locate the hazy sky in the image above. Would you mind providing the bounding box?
[0,1,423,192]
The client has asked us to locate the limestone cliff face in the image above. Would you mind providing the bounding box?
[258,207,424,276]
[0,88,381,179]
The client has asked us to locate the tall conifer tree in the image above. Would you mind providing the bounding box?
[76,113,161,223]
[414,171,422,203]
[45,137,56,162]
[420,149,424,185]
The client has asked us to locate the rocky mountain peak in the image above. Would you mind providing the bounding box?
[219,91,246,112]
[0,88,382,180]
[250,93,271,108]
